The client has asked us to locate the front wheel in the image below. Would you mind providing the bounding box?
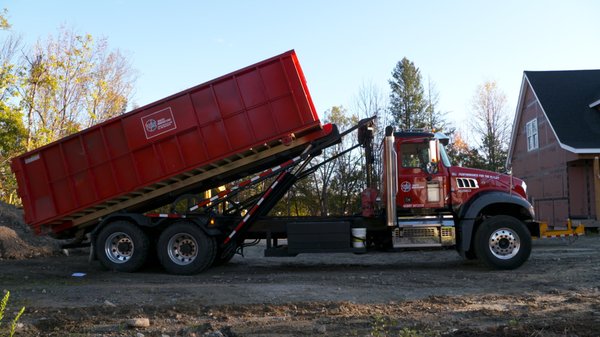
[474,215,532,270]
[157,222,216,275]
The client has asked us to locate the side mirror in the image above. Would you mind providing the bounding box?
[428,139,438,164]
[425,140,439,175]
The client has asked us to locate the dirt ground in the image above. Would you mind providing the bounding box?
[1,202,600,336]
[0,231,598,336]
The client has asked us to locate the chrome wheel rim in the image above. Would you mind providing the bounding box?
[489,227,520,260]
[105,232,134,264]
[167,233,198,265]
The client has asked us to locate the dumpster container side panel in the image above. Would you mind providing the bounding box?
[44,145,68,181]
[91,163,118,199]
[10,160,31,224]
[224,112,254,151]
[72,170,97,206]
[190,87,220,126]
[113,155,139,191]
[104,121,130,157]
[214,77,244,117]
[13,50,322,233]
[177,128,208,167]
[273,96,303,133]
[237,69,267,108]
[247,105,279,141]
[83,129,109,166]
[23,153,56,224]
[104,120,139,193]
[157,137,185,175]
[133,145,164,183]
[63,137,87,174]
[261,60,290,100]
[50,178,73,215]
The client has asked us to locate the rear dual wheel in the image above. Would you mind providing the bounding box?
[96,220,218,274]
[157,221,217,275]
[96,221,150,273]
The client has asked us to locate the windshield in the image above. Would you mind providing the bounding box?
[439,143,451,167]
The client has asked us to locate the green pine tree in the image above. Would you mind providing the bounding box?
[388,57,427,130]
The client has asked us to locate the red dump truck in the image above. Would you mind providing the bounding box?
[11,50,582,274]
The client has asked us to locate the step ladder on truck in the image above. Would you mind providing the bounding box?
[11,50,584,274]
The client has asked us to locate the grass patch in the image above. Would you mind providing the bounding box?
[0,291,25,337]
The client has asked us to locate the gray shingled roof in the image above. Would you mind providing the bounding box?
[526,70,600,149]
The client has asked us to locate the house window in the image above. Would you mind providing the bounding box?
[526,118,538,151]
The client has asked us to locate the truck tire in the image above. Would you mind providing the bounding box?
[157,222,216,275]
[96,221,150,272]
[474,215,531,270]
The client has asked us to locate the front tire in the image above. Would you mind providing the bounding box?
[474,215,532,270]
[157,222,216,275]
[96,221,150,272]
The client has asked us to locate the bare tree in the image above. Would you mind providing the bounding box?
[354,81,387,120]
[315,106,362,216]
[469,80,511,172]
[424,78,452,133]
[272,107,364,216]
[353,81,387,190]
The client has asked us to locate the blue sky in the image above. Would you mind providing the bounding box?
[3,1,599,131]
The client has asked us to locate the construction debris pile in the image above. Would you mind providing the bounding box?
[0,202,61,260]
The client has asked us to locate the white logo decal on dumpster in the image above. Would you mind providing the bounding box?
[145,119,158,132]
[141,107,177,139]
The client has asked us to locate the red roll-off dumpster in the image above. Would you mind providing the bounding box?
[11,50,327,237]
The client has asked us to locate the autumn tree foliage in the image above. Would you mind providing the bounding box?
[446,131,485,168]
[20,27,136,149]
[0,12,136,204]
[0,9,26,203]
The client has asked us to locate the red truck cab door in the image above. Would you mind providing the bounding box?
[396,137,448,210]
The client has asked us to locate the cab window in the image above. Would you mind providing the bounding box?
[400,142,429,168]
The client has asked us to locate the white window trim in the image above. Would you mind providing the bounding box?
[526,118,538,151]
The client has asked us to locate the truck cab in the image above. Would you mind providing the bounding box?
[394,131,450,211]
[382,126,536,269]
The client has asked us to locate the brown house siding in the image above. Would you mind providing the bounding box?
[511,84,571,226]
[511,82,599,226]
[509,70,600,228]
[568,159,597,222]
